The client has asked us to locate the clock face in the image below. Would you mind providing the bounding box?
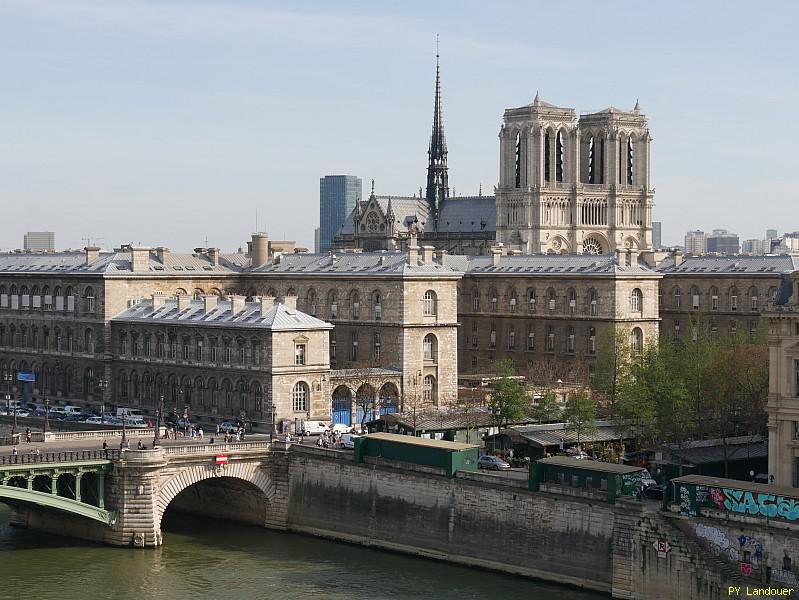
[366,212,380,233]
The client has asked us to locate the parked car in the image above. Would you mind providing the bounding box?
[478,455,511,471]
[331,423,352,435]
[219,421,238,433]
[644,485,665,501]
[14,409,30,418]
[340,433,361,449]
[85,416,105,425]
[640,469,657,488]
[302,421,330,436]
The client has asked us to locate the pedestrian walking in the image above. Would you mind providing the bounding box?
[209,436,214,444]
[102,440,108,457]
[198,427,204,439]
[11,447,17,455]
[215,424,221,437]
[25,428,31,443]
[137,440,144,450]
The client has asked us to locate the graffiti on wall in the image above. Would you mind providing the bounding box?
[710,488,799,522]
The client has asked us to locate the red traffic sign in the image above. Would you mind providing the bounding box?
[214,455,228,465]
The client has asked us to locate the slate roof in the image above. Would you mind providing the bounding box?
[655,435,768,467]
[337,196,431,236]
[537,456,644,474]
[656,255,798,276]
[437,196,497,233]
[252,251,463,278]
[452,253,657,277]
[368,410,499,431]
[113,298,332,331]
[0,251,248,275]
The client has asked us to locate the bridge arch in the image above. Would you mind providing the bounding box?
[155,462,276,530]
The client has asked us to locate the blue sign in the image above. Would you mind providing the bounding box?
[17,372,35,382]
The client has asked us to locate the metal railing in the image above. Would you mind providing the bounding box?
[162,441,271,455]
[0,449,120,466]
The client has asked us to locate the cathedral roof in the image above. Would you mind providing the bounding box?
[336,196,431,236]
[437,196,496,232]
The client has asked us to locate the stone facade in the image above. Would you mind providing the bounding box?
[495,95,654,255]
[766,270,799,487]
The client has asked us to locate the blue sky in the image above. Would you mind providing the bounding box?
[0,0,795,251]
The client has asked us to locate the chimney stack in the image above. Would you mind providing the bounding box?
[628,248,640,266]
[155,246,170,263]
[131,247,151,273]
[207,248,220,266]
[673,251,685,267]
[282,295,297,310]
[260,296,276,314]
[203,295,218,313]
[177,293,192,311]
[229,295,246,314]
[407,244,420,266]
[151,292,168,311]
[615,248,627,267]
[250,233,269,268]
[490,243,505,267]
[422,245,434,265]
[84,245,100,265]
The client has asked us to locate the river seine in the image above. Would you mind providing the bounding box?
[0,505,607,599]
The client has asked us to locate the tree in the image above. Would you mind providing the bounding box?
[488,359,529,429]
[532,390,560,423]
[590,324,632,418]
[453,387,485,444]
[562,389,597,450]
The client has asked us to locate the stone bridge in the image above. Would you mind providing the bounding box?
[7,441,289,548]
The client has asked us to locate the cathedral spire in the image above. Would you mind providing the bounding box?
[425,35,448,225]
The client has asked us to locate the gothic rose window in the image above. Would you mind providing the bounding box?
[366,213,380,233]
[583,237,603,255]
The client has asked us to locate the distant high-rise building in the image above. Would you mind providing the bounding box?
[741,239,763,255]
[652,221,662,249]
[684,230,707,256]
[766,229,778,240]
[23,231,55,252]
[706,229,740,255]
[319,175,362,252]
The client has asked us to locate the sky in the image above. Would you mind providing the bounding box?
[0,0,796,252]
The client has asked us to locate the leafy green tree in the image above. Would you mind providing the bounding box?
[563,389,597,449]
[590,324,632,418]
[489,359,529,428]
[532,390,560,423]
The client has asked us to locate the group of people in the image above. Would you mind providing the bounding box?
[315,430,344,449]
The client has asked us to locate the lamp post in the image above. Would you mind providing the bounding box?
[3,370,14,437]
[153,395,164,447]
[270,403,276,443]
[120,412,128,449]
[43,396,49,434]
[97,377,108,424]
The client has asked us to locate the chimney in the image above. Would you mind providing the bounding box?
[177,293,192,311]
[207,247,220,266]
[282,295,297,310]
[615,248,627,266]
[628,248,640,266]
[490,244,504,267]
[250,233,269,268]
[260,296,276,314]
[422,245,434,265]
[229,295,246,314]
[434,249,448,265]
[131,246,151,273]
[673,251,685,267]
[203,295,218,313]
[155,246,169,263]
[84,245,100,265]
[151,292,168,311]
[407,244,420,266]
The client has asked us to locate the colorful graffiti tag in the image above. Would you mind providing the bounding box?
[710,488,799,522]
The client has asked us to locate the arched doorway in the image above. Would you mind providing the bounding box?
[379,383,399,415]
[331,385,352,426]
[355,384,376,426]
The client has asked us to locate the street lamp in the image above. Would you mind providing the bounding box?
[120,411,127,448]
[97,377,108,424]
[153,394,164,447]
[270,403,276,443]
[43,396,49,434]
[3,370,14,437]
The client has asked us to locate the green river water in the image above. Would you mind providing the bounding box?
[0,505,607,599]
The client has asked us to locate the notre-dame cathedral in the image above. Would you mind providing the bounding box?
[333,55,653,257]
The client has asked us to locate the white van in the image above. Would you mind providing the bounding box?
[117,407,144,419]
[63,406,83,417]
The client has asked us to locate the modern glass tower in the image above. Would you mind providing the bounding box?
[319,175,362,252]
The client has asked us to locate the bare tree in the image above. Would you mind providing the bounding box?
[453,386,486,444]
